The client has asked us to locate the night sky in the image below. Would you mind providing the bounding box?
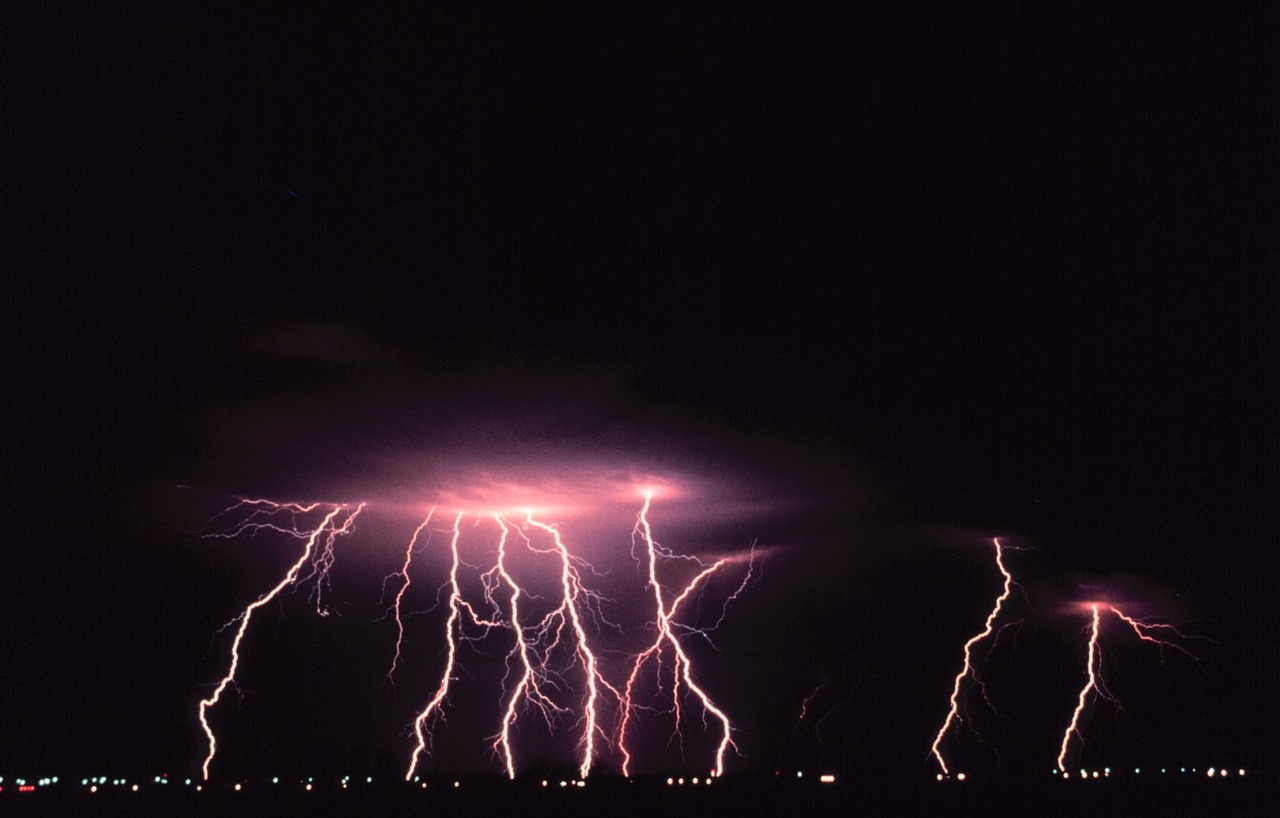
[6,3,1275,787]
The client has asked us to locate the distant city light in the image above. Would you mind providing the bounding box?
[819,774,836,784]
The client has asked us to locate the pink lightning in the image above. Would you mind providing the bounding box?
[796,674,828,727]
[1055,601,1198,774]
[1056,603,1112,775]
[616,491,748,777]
[488,516,568,778]
[406,513,476,780]
[199,489,758,779]
[523,512,624,779]
[930,537,1018,777]
[197,500,365,780]
[386,511,435,681]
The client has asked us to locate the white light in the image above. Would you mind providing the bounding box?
[692,777,699,785]
[577,781,585,788]
[234,783,242,791]
[131,784,139,792]
[937,773,944,781]
[1239,769,1247,777]
[453,781,460,788]
[272,777,279,784]
[956,773,966,781]
[366,777,372,783]
[1091,771,1099,779]
[666,777,673,786]
[561,780,568,788]
[90,785,98,793]
[1207,768,1216,777]
[796,771,803,778]
[306,783,313,792]
[819,774,836,784]
[541,780,548,787]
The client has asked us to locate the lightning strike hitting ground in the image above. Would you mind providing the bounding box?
[1055,602,1198,774]
[616,492,750,777]
[197,500,365,780]
[929,538,1018,777]
[488,517,570,779]
[198,491,757,780]
[1057,603,1111,775]
[406,513,489,780]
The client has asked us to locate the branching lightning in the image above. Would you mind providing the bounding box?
[1055,602,1199,774]
[616,492,751,777]
[198,492,758,781]
[929,538,1019,777]
[197,500,365,780]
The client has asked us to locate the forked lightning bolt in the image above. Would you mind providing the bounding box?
[405,510,624,780]
[616,491,751,777]
[1056,602,1198,774]
[488,517,570,778]
[930,537,1019,776]
[198,494,755,780]
[197,500,365,780]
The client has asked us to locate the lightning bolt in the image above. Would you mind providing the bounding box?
[200,493,756,780]
[1107,605,1204,663]
[616,491,747,777]
[1056,602,1197,774]
[523,512,624,779]
[197,500,364,780]
[796,674,829,727]
[1057,603,1110,775]
[386,511,435,682]
[488,516,570,778]
[929,537,1018,777]
[406,514,480,780]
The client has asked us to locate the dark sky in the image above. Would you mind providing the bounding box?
[5,2,1275,785]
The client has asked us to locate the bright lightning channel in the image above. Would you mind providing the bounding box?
[929,538,1018,777]
[616,491,750,777]
[1056,602,1198,773]
[198,494,755,780]
[197,500,365,780]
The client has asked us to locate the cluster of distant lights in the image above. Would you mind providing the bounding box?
[933,766,1251,782]
[1,767,1254,795]
[0,770,841,794]
[1052,766,1248,780]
